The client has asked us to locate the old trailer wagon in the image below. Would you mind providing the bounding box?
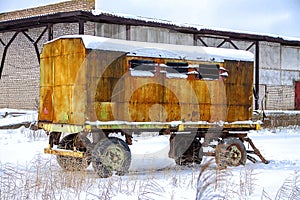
[39,35,268,177]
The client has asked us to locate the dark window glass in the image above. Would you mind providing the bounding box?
[199,64,219,80]
[166,62,189,73]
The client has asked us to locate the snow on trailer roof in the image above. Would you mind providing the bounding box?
[53,35,254,62]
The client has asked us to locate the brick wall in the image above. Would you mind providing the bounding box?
[0,0,95,21]
[0,21,94,109]
[265,85,295,110]
[0,0,95,109]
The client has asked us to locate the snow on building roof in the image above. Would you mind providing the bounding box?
[54,35,254,62]
[1,8,299,45]
[92,9,300,43]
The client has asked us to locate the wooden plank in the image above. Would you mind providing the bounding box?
[44,148,84,158]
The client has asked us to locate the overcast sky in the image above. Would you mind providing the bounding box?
[0,0,299,38]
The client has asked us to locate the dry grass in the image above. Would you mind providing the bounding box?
[0,155,197,200]
[1,128,300,199]
[0,155,99,200]
[1,154,299,200]
[196,159,226,200]
[195,159,259,200]
[274,171,300,200]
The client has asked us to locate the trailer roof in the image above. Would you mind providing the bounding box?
[50,35,254,62]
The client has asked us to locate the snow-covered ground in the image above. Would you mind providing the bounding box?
[0,110,300,199]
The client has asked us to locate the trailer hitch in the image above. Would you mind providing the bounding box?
[244,137,269,164]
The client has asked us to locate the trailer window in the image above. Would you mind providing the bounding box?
[166,62,189,73]
[199,64,220,80]
[129,59,155,69]
[129,59,157,77]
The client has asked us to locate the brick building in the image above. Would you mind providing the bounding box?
[1,0,300,110]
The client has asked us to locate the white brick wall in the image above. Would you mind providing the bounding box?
[0,22,94,109]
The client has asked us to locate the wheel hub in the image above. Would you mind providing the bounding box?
[226,145,242,165]
[102,145,125,170]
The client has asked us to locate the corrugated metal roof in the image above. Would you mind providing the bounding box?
[92,10,300,43]
[0,9,300,46]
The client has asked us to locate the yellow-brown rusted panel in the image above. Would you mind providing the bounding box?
[54,55,69,86]
[121,59,252,122]
[95,102,116,121]
[199,103,211,122]
[163,103,181,121]
[50,39,61,57]
[190,81,210,104]
[93,57,252,123]
[39,50,53,122]
[39,37,255,130]
[178,103,199,122]
[128,103,150,122]
[164,78,201,122]
[224,60,253,121]
[38,86,53,122]
[126,77,165,122]
[53,85,71,123]
[39,42,55,123]
[53,56,70,121]
[68,53,86,84]
[39,38,88,127]
[95,77,121,102]
[61,38,85,56]
[69,56,87,124]
[188,80,224,122]
[54,47,85,86]
[113,102,129,121]
[52,41,82,123]
[71,84,86,124]
[85,50,125,122]
[39,57,52,87]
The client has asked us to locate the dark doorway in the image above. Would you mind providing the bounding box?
[295,81,300,110]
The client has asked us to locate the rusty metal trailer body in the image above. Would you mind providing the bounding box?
[39,35,267,177]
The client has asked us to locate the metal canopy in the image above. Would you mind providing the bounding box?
[0,10,299,46]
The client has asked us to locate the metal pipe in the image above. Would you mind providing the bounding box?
[255,41,260,110]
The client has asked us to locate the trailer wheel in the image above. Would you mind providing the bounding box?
[174,140,203,165]
[215,138,247,169]
[92,137,131,178]
[56,133,92,171]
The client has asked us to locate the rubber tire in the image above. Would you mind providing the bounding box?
[56,133,92,171]
[215,138,247,169]
[174,138,203,166]
[92,137,131,178]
